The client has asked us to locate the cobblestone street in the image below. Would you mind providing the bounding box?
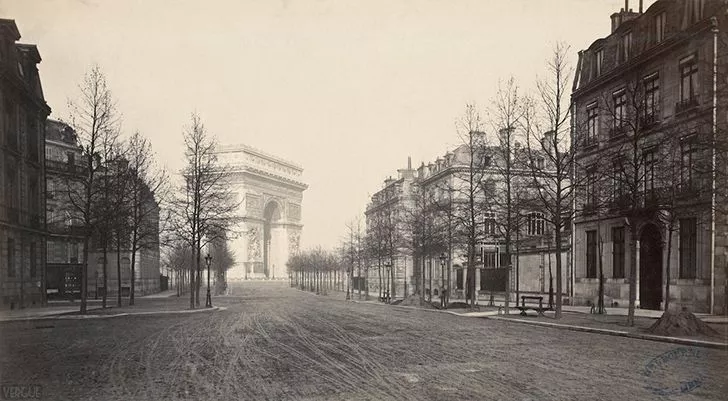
[1,281,726,400]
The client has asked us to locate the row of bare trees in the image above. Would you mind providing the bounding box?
[61,66,166,313]
[287,247,344,294]
[63,65,242,313]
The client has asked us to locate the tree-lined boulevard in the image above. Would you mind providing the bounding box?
[1,281,726,401]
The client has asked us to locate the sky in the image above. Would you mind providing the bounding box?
[1,0,657,249]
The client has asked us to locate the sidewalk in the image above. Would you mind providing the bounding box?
[304,288,728,349]
[0,292,219,322]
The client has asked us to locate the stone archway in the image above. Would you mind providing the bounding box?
[263,201,282,279]
[639,224,663,310]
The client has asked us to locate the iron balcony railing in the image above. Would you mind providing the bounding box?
[45,159,86,176]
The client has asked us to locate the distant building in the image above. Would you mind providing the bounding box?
[572,0,728,313]
[44,119,85,300]
[45,119,161,299]
[0,19,51,309]
[365,136,569,303]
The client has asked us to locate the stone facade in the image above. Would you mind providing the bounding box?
[572,0,728,313]
[213,144,307,280]
[0,19,51,309]
[365,143,570,302]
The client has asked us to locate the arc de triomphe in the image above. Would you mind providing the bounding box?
[214,144,307,280]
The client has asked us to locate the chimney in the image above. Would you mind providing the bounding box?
[639,0,643,13]
[407,156,412,170]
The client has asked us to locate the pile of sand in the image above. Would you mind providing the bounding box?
[646,308,720,337]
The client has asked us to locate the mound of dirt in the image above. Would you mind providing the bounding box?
[646,308,720,337]
[395,294,437,309]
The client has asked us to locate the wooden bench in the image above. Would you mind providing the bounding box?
[517,295,550,316]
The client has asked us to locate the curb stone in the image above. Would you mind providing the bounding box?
[0,306,226,322]
[487,316,728,350]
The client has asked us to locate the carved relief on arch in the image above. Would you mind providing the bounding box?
[247,228,261,261]
[288,231,301,254]
[288,202,301,221]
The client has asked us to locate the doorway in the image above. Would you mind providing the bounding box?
[639,224,663,310]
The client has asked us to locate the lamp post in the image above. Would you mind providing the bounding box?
[383,261,391,303]
[205,253,213,308]
[439,253,447,309]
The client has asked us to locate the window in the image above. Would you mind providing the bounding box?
[527,212,545,236]
[7,238,15,277]
[586,103,598,144]
[47,180,55,199]
[30,242,36,278]
[679,218,697,279]
[499,253,510,268]
[585,169,597,211]
[643,147,657,198]
[680,136,697,190]
[686,0,704,25]
[483,212,496,235]
[456,268,464,290]
[643,73,660,124]
[4,100,17,149]
[483,252,496,268]
[536,156,545,170]
[613,90,626,131]
[621,31,632,62]
[612,158,624,202]
[612,227,625,278]
[594,49,603,77]
[679,56,698,105]
[70,243,79,264]
[586,230,597,278]
[66,152,75,166]
[655,12,666,43]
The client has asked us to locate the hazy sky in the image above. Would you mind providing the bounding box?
[1,0,656,249]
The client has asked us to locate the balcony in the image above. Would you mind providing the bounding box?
[675,96,699,114]
[609,125,627,140]
[45,159,86,176]
[639,113,659,129]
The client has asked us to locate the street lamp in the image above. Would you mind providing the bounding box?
[439,253,447,309]
[205,253,213,308]
[383,261,392,303]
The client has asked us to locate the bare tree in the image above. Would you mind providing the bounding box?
[438,104,493,308]
[169,113,239,309]
[522,43,577,319]
[123,132,166,305]
[64,65,120,314]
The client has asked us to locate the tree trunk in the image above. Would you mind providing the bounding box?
[116,237,122,307]
[390,258,396,300]
[664,223,674,312]
[80,237,90,314]
[102,244,108,309]
[554,224,564,319]
[597,223,605,314]
[190,233,196,309]
[627,223,638,326]
[129,228,138,306]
